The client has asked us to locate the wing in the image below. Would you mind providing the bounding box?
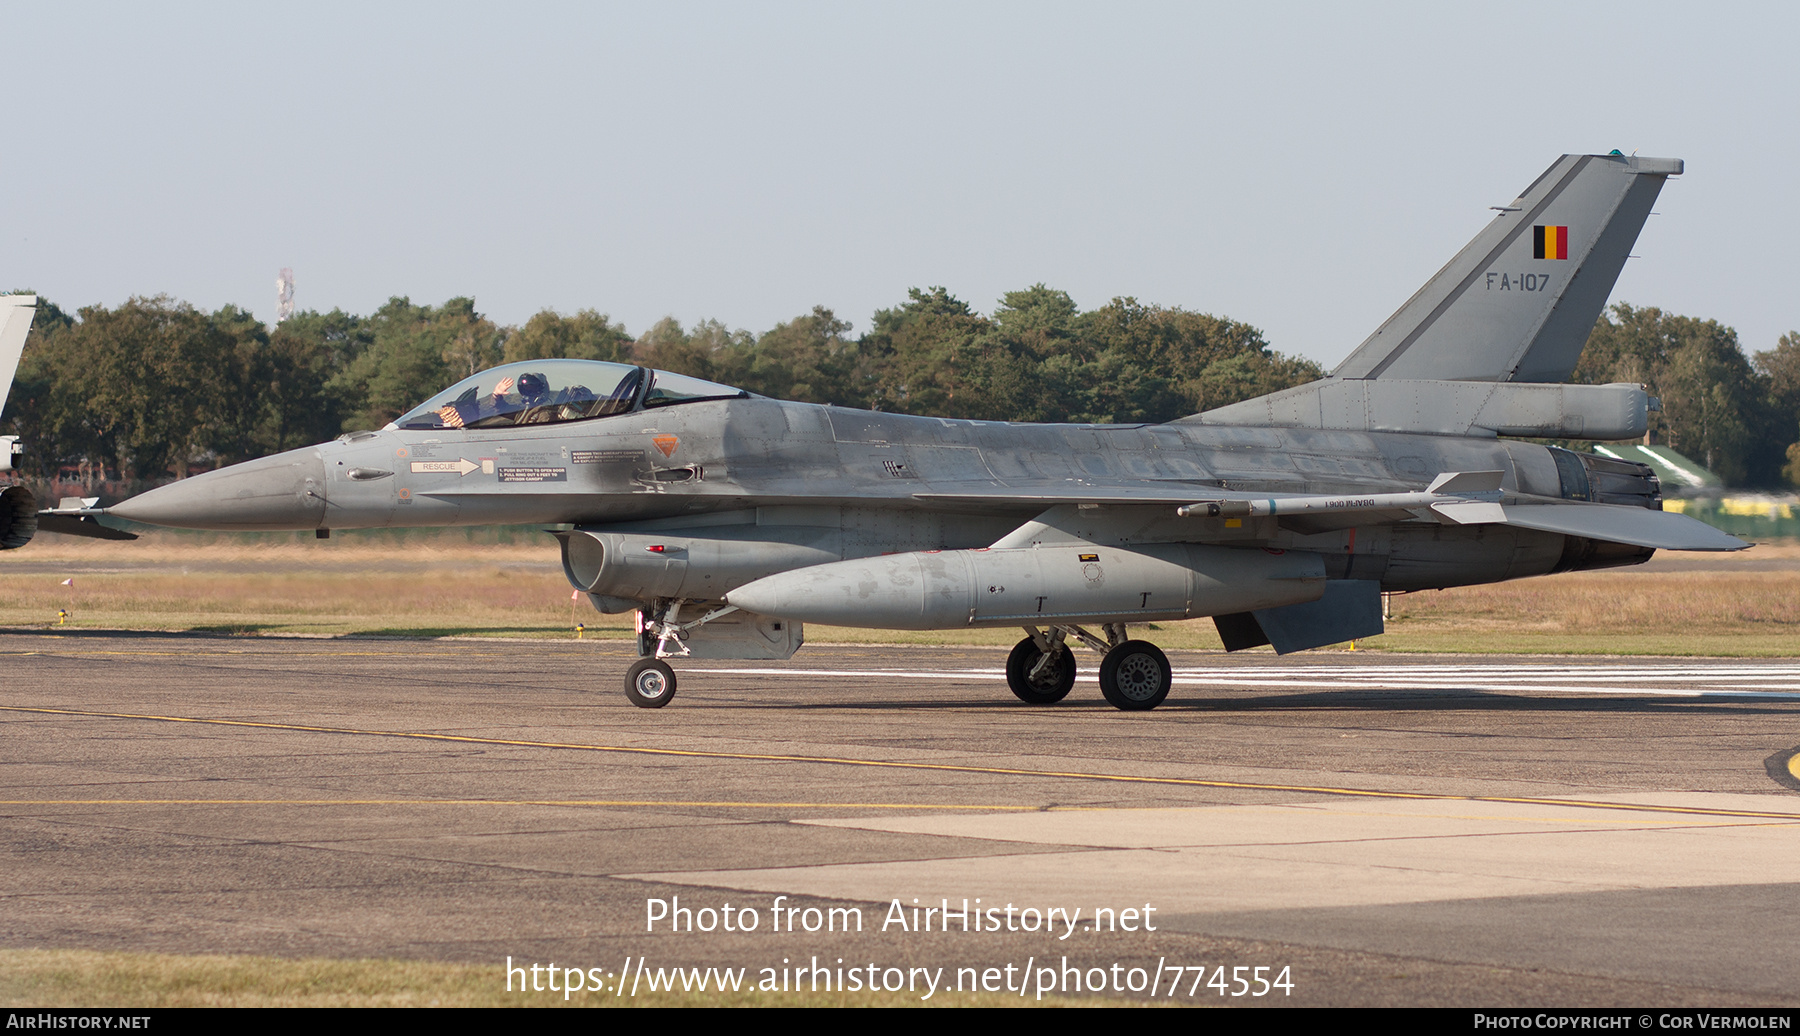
[918,472,1747,554]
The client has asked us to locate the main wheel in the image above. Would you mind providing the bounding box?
[1006,637,1077,704]
[624,658,677,708]
[1097,640,1171,711]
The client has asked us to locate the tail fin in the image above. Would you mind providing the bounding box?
[0,294,36,419]
[1332,154,1680,383]
[0,295,36,473]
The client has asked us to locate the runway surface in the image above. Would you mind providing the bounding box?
[4,630,1800,1006]
[709,661,1800,697]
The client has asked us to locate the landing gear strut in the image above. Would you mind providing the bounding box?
[1006,633,1076,704]
[621,599,748,708]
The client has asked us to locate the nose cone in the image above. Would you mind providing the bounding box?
[111,449,328,530]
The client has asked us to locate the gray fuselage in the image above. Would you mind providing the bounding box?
[115,395,1653,605]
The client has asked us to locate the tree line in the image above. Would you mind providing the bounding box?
[0,286,1320,484]
[2,287,1796,488]
[1575,305,1800,487]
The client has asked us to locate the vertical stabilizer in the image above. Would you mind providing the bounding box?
[0,294,37,418]
[0,295,35,472]
[1332,154,1680,383]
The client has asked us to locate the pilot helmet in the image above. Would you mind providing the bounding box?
[517,372,549,400]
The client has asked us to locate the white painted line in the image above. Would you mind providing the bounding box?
[696,664,1800,699]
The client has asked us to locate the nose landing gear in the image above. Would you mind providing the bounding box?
[624,657,677,708]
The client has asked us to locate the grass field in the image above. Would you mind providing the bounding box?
[2,530,1796,656]
[0,949,1076,1008]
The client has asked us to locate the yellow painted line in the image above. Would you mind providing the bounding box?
[8,703,1800,822]
[0,800,1761,827]
[0,649,514,658]
[0,799,1037,810]
[1790,754,1800,784]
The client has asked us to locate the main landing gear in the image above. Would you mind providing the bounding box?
[1097,640,1172,711]
[1006,633,1076,704]
[1008,624,1174,711]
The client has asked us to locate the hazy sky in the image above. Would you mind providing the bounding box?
[5,1,1795,368]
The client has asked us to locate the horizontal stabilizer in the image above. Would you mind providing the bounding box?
[1500,503,1746,551]
[36,513,139,541]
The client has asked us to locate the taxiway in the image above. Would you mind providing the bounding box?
[3,631,1799,1006]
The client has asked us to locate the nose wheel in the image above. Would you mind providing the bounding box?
[625,658,677,708]
[1098,640,1171,711]
[1006,637,1077,704]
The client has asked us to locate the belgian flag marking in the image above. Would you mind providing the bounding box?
[1533,225,1569,260]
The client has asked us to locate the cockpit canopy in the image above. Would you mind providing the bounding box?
[387,360,748,431]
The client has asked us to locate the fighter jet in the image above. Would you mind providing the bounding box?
[105,153,1743,709]
[0,295,33,493]
[0,294,138,548]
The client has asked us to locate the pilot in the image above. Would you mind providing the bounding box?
[437,373,553,427]
[509,372,566,424]
[514,372,551,408]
